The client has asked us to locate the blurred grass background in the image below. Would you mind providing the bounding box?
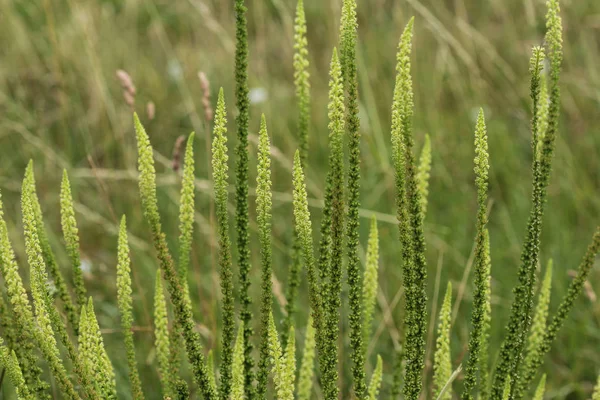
[0,0,599,398]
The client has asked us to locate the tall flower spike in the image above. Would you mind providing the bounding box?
[178,132,196,301]
[340,0,366,394]
[284,0,311,348]
[21,175,79,400]
[85,298,117,399]
[516,260,552,398]
[363,216,379,344]
[292,151,327,390]
[169,132,197,383]
[367,355,383,400]
[491,45,552,400]
[60,170,87,312]
[232,323,245,400]
[211,88,235,399]
[479,229,493,400]
[532,375,546,400]
[234,0,254,396]
[267,312,294,400]
[256,115,274,397]
[26,163,78,333]
[416,134,432,219]
[116,216,144,399]
[536,74,549,162]
[284,324,297,393]
[134,113,216,399]
[154,270,173,398]
[297,314,316,400]
[463,109,490,400]
[294,0,311,163]
[517,227,600,393]
[0,191,48,397]
[0,339,34,400]
[322,47,346,400]
[434,282,453,400]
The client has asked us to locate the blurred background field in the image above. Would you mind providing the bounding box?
[1,0,599,398]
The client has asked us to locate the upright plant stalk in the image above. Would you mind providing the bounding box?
[490,41,553,400]
[284,0,311,348]
[433,282,453,400]
[27,165,78,333]
[515,260,552,398]
[116,216,144,399]
[267,312,295,400]
[322,48,346,400]
[391,18,427,400]
[362,216,379,344]
[232,323,245,400]
[462,109,490,400]
[292,151,327,393]
[154,270,173,398]
[256,115,274,397]
[0,191,48,398]
[340,0,367,396]
[60,170,87,314]
[593,375,600,400]
[234,0,254,397]
[479,229,493,400]
[170,132,196,390]
[21,175,80,400]
[516,227,600,393]
[211,89,235,400]
[134,113,216,400]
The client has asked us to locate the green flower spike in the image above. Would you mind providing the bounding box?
[116,216,144,399]
[367,355,383,400]
[60,170,87,313]
[0,339,35,400]
[532,375,546,400]
[154,269,173,398]
[232,323,245,400]
[297,314,316,400]
[256,115,274,397]
[434,282,453,400]
[363,216,380,345]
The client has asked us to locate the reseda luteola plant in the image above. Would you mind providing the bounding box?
[1,0,600,399]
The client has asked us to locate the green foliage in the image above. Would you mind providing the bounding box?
[463,109,490,400]
[154,269,173,398]
[434,282,453,400]
[232,323,245,400]
[116,216,144,399]
[256,114,274,396]
[368,355,383,400]
[532,375,546,400]
[363,217,379,344]
[60,170,87,313]
[234,0,254,397]
[297,315,316,400]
